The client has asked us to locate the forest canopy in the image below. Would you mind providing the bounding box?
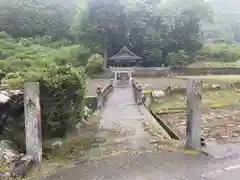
[0,0,212,68]
[0,0,239,70]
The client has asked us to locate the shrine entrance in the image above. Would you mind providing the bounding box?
[113,70,132,87]
[108,46,142,88]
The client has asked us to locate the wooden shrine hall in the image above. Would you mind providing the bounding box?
[108,46,142,67]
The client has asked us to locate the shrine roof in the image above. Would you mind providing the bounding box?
[108,46,142,61]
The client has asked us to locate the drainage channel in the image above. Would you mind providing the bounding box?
[150,110,181,140]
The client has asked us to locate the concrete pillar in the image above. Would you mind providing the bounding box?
[185,80,202,150]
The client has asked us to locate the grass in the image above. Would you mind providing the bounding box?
[150,89,240,113]
[143,89,152,94]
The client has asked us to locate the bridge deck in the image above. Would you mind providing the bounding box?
[99,86,169,151]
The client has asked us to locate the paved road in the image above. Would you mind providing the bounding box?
[46,151,240,180]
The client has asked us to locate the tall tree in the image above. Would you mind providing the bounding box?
[0,0,78,39]
[203,0,240,43]
[74,0,127,68]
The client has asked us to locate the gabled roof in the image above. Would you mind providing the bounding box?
[108,46,142,61]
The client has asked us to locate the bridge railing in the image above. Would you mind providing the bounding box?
[131,78,144,105]
[96,80,114,110]
[131,78,153,108]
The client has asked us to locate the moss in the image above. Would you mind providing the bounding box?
[143,89,152,94]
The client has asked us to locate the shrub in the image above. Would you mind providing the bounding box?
[0,32,90,74]
[168,50,190,69]
[2,64,86,147]
[86,54,104,75]
[0,69,5,80]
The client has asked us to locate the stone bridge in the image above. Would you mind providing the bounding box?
[96,76,170,151]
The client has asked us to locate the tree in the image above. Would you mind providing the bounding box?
[72,0,211,67]
[168,50,190,68]
[86,54,104,75]
[203,0,240,43]
[0,0,77,39]
[73,0,127,68]
[157,0,211,65]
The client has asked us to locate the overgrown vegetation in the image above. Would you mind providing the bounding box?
[0,32,91,74]
[1,64,86,152]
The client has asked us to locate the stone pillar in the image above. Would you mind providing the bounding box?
[96,86,102,109]
[113,72,117,87]
[185,80,202,149]
[128,72,132,86]
[24,82,42,163]
[110,79,113,86]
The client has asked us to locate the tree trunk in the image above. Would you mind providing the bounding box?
[103,47,108,70]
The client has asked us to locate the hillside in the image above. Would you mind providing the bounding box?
[204,0,240,42]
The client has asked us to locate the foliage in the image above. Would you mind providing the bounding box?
[72,0,210,67]
[0,0,78,40]
[0,33,90,74]
[168,50,190,69]
[0,69,5,82]
[2,64,86,146]
[73,0,127,67]
[196,43,240,62]
[203,0,240,43]
[86,54,104,75]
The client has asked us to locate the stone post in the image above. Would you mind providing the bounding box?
[110,79,113,86]
[185,80,202,149]
[96,86,102,109]
[113,72,118,87]
[24,82,42,163]
[128,72,132,86]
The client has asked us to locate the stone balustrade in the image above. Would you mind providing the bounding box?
[131,78,144,105]
[96,83,114,110]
